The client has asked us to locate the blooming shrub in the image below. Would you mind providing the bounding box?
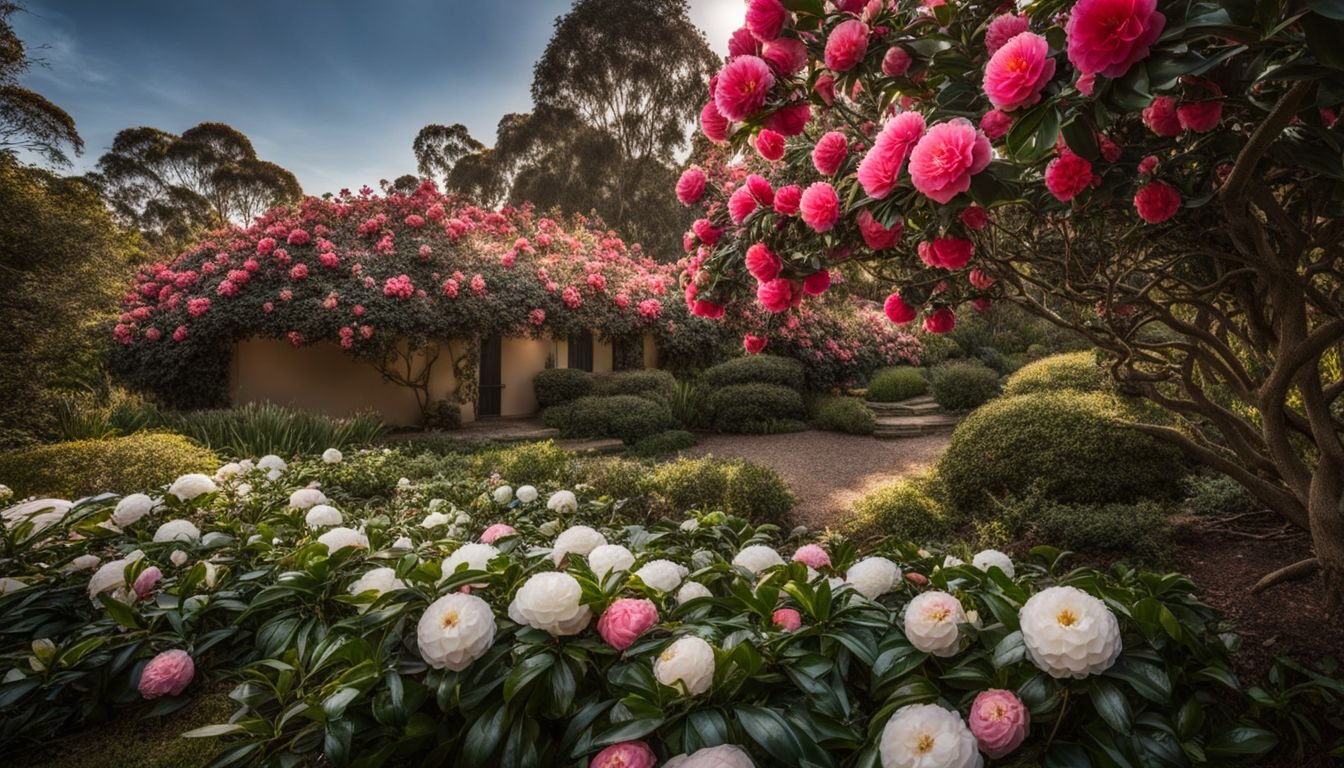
[0,452,1284,765]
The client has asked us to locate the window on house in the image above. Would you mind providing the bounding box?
[567,331,593,372]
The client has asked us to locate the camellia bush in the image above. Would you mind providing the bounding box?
[0,453,1288,767]
[675,0,1344,602]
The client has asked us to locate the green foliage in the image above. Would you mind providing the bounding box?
[848,472,957,544]
[865,366,929,403]
[939,392,1186,517]
[593,369,677,405]
[720,460,796,528]
[812,396,876,435]
[643,456,729,515]
[913,333,962,366]
[544,394,676,444]
[927,360,1001,412]
[423,400,462,431]
[1028,498,1174,563]
[289,449,412,501]
[471,440,575,486]
[642,455,794,526]
[1002,351,1110,397]
[0,433,217,498]
[1182,472,1262,517]
[162,403,386,458]
[628,429,698,458]
[702,355,806,392]
[574,455,650,504]
[708,383,806,433]
[0,6,83,166]
[533,368,595,408]
[669,378,710,429]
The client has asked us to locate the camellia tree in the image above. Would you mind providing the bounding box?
[676,0,1344,605]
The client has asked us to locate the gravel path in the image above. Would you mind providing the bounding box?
[685,430,950,529]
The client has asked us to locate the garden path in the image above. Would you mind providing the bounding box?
[684,430,950,529]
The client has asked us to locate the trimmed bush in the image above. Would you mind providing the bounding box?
[938,392,1185,516]
[847,472,957,543]
[0,433,218,498]
[575,456,650,514]
[593,369,677,405]
[1031,500,1173,562]
[533,368,594,408]
[544,395,675,444]
[702,355,806,392]
[629,429,698,458]
[643,456,794,526]
[1181,472,1260,517]
[865,367,928,402]
[927,360,1000,412]
[721,460,795,527]
[812,396,876,435]
[1002,351,1109,397]
[423,400,462,430]
[644,457,729,516]
[708,383,806,433]
[472,440,574,485]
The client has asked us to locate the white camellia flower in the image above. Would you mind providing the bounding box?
[903,591,969,657]
[289,488,327,510]
[236,483,253,498]
[551,525,607,565]
[516,485,538,503]
[170,550,189,567]
[153,519,201,543]
[349,567,405,597]
[65,554,100,573]
[454,512,471,525]
[538,519,562,537]
[1020,586,1123,679]
[200,560,220,589]
[508,572,591,636]
[879,703,982,768]
[732,545,783,575]
[635,559,688,593]
[88,558,132,603]
[588,544,636,578]
[664,745,755,768]
[943,555,965,568]
[112,494,156,528]
[421,511,451,528]
[418,592,496,671]
[317,527,369,552]
[397,477,412,489]
[441,543,499,583]
[653,636,715,696]
[547,490,578,513]
[971,549,1015,578]
[676,581,712,604]
[679,518,699,533]
[492,485,513,505]
[2,499,72,532]
[168,474,217,502]
[305,504,343,529]
[0,576,28,594]
[214,462,243,481]
[846,557,901,599]
[322,448,343,464]
[392,536,413,549]
[258,455,287,473]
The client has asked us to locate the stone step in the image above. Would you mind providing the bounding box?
[866,397,943,417]
[555,438,626,455]
[872,413,960,439]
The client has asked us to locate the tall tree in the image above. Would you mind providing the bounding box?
[91,122,300,251]
[0,2,82,166]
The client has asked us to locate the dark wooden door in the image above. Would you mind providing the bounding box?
[567,331,593,372]
[478,336,502,416]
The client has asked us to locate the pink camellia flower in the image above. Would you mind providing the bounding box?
[133,566,162,600]
[920,236,974,269]
[144,327,162,342]
[700,101,730,142]
[590,741,657,768]
[172,325,188,343]
[746,174,774,206]
[908,118,992,204]
[715,56,775,121]
[924,307,957,334]
[289,263,309,281]
[138,650,195,699]
[745,242,782,283]
[1142,96,1182,136]
[772,608,803,632]
[480,523,516,544]
[1098,134,1122,163]
[884,293,918,324]
[858,111,926,199]
[729,26,761,58]
[969,268,995,290]
[692,218,723,245]
[1066,0,1165,78]
[969,689,1030,758]
[596,598,659,651]
[744,334,768,354]
[972,297,994,313]
[1134,180,1181,223]
[763,37,808,75]
[728,186,759,225]
[812,131,849,176]
[960,206,989,230]
[799,182,840,232]
[985,14,1031,55]
[256,237,277,255]
[1138,155,1158,175]
[882,46,912,77]
[857,210,903,250]
[746,0,787,42]
[802,270,831,296]
[1045,150,1095,201]
[756,129,786,161]
[287,229,311,246]
[1178,99,1223,132]
[757,278,796,313]
[1077,72,1097,96]
[814,73,836,105]
[984,32,1055,112]
[906,572,930,586]
[774,185,802,216]
[825,19,869,72]
[766,103,812,136]
[980,109,1013,141]
[793,544,831,569]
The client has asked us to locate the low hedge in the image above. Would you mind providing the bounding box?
[938,392,1185,516]
[812,396,876,435]
[1030,499,1173,562]
[643,456,794,526]
[0,432,218,498]
[628,429,698,458]
[593,370,677,405]
[543,395,676,444]
[1002,351,1109,397]
[927,360,1001,412]
[533,368,594,408]
[702,355,806,392]
[708,383,806,433]
[865,367,928,402]
[847,471,957,543]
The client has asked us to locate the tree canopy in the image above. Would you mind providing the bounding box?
[0,2,82,166]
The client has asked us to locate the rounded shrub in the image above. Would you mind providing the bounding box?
[721,460,795,527]
[938,392,1186,516]
[1030,500,1173,562]
[0,433,218,498]
[1002,351,1109,397]
[575,456,650,514]
[865,367,928,402]
[927,360,1001,412]
[702,355,806,392]
[533,368,594,408]
[544,395,675,444]
[708,383,806,433]
[847,472,957,543]
[472,440,574,485]
[643,457,729,515]
[812,396,876,435]
[642,456,794,525]
[629,429,698,458]
[593,369,677,405]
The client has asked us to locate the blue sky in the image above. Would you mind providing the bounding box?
[12,0,740,194]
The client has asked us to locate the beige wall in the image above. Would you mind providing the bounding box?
[499,337,551,417]
[594,336,614,374]
[642,332,657,369]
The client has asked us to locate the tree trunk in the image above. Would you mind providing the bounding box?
[1308,462,1344,614]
